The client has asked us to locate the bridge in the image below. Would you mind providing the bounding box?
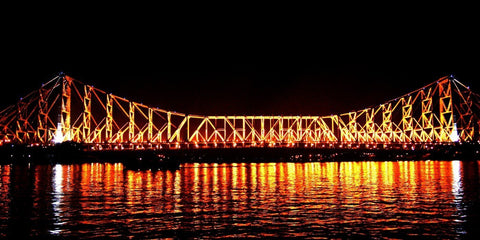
[1,73,480,152]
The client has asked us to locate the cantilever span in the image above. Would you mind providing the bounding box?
[1,74,480,149]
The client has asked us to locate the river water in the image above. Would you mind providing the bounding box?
[0,160,479,239]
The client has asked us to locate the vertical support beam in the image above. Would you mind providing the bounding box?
[420,89,433,142]
[336,115,348,142]
[382,103,392,142]
[348,112,357,142]
[15,100,28,143]
[129,101,135,142]
[60,75,72,141]
[83,85,92,143]
[106,94,113,142]
[279,117,284,141]
[232,116,236,142]
[439,79,453,141]
[223,116,227,142]
[297,116,302,142]
[37,87,49,143]
[167,111,172,142]
[242,116,246,142]
[260,116,265,141]
[334,115,339,142]
[147,108,153,142]
[365,108,375,142]
[204,117,209,143]
[250,117,256,142]
[186,115,190,143]
[401,96,413,142]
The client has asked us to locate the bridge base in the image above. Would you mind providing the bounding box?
[1,142,479,165]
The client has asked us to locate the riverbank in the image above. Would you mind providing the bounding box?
[1,142,479,165]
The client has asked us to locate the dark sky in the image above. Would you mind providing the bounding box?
[2,8,479,116]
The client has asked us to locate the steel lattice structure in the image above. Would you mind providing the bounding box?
[1,74,480,149]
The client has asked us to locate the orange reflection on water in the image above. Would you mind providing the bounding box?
[1,160,476,238]
[0,164,11,235]
[0,164,11,199]
[44,161,462,219]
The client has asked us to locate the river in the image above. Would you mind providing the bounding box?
[1,160,479,239]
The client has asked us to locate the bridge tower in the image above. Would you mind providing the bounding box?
[60,74,72,142]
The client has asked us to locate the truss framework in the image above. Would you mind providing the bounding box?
[1,75,480,147]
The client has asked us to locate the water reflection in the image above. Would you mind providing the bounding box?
[0,165,11,239]
[0,160,479,238]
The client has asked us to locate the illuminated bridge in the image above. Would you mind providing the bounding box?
[1,73,480,153]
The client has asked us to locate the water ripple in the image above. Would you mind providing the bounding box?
[0,161,479,239]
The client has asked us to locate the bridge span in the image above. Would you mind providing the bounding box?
[1,73,480,155]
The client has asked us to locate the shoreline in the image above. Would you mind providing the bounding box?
[1,142,479,165]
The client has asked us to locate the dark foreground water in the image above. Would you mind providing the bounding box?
[1,160,479,239]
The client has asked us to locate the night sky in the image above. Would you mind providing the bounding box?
[2,8,479,117]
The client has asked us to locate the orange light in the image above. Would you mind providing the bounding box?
[1,75,473,146]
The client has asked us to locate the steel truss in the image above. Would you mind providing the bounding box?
[1,75,480,148]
